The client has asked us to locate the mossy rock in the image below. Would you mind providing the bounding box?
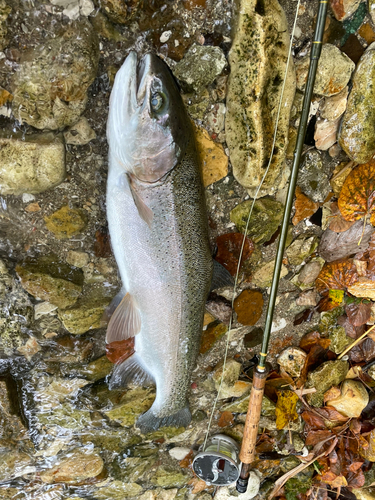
[223,390,276,417]
[305,360,349,407]
[58,293,110,335]
[104,387,155,427]
[150,466,191,488]
[329,326,351,354]
[93,481,143,500]
[45,206,87,240]
[74,355,113,382]
[37,403,91,430]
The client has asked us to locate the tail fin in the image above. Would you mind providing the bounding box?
[136,406,191,433]
[109,354,154,389]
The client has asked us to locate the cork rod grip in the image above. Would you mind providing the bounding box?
[239,367,269,464]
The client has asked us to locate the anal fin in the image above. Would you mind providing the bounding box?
[109,354,154,389]
[105,293,141,343]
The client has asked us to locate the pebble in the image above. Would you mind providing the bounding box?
[44,206,87,240]
[298,260,323,286]
[66,251,90,268]
[326,380,369,418]
[0,134,65,196]
[214,471,261,500]
[277,347,307,378]
[173,44,226,91]
[168,447,191,461]
[330,0,362,21]
[286,236,317,266]
[297,149,331,203]
[12,20,99,130]
[314,117,340,151]
[339,42,375,163]
[252,260,288,288]
[0,450,33,482]
[205,103,226,135]
[22,193,35,203]
[194,125,228,187]
[296,290,318,307]
[160,30,172,43]
[34,302,58,319]
[225,0,295,197]
[233,289,264,326]
[17,336,41,361]
[320,86,348,121]
[295,44,355,96]
[58,293,110,335]
[306,359,349,407]
[0,0,10,51]
[370,0,375,24]
[271,318,287,333]
[50,0,95,19]
[40,449,103,484]
[64,117,96,145]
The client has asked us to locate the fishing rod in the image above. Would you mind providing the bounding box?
[236,0,329,492]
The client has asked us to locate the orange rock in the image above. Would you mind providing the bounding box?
[233,289,264,326]
[358,23,375,44]
[200,322,227,354]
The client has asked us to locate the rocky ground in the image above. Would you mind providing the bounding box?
[0,0,375,499]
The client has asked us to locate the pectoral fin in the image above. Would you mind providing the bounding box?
[129,177,153,227]
[101,288,126,327]
[210,259,234,292]
[105,293,141,343]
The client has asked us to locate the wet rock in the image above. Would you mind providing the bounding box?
[64,117,96,145]
[12,20,99,130]
[0,0,10,51]
[40,449,103,484]
[277,347,307,378]
[206,103,226,135]
[173,44,226,92]
[339,42,375,163]
[314,118,340,151]
[58,291,110,334]
[0,450,33,482]
[212,359,250,399]
[230,198,284,244]
[66,251,89,268]
[194,125,228,187]
[150,466,191,488]
[169,447,191,461]
[50,0,95,19]
[295,44,354,96]
[326,380,369,418]
[225,0,295,197]
[36,377,89,405]
[72,355,113,381]
[104,387,155,427]
[0,380,29,442]
[298,260,324,286]
[252,260,288,289]
[89,11,123,41]
[330,0,362,21]
[17,336,41,361]
[99,0,141,24]
[305,359,349,407]
[16,255,83,309]
[44,205,87,240]
[200,322,227,354]
[111,453,157,483]
[297,149,331,203]
[353,488,375,500]
[0,134,65,196]
[371,1,375,24]
[358,22,375,44]
[296,290,318,307]
[234,290,264,326]
[94,481,143,500]
[319,87,348,121]
[329,326,351,354]
[182,90,210,121]
[318,220,374,262]
[37,402,91,430]
[286,236,318,267]
[34,301,58,319]
[243,327,263,348]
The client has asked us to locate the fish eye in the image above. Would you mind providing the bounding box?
[150,92,164,112]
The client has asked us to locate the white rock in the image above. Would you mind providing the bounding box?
[168,447,191,461]
[314,117,340,151]
[271,318,287,333]
[35,302,58,319]
[80,0,94,16]
[320,86,348,121]
[22,193,35,203]
[64,117,96,145]
[214,471,261,500]
[160,30,172,43]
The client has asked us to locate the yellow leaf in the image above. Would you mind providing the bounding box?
[275,390,299,430]
[328,288,345,306]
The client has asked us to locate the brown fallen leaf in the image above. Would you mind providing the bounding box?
[293,186,320,225]
[328,201,356,233]
[348,277,375,299]
[338,160,375,226]
[315,259,359,295]
[345,301,372,326]
[217,411,234,428]
[367,232,375,279]
[323,386,341,403]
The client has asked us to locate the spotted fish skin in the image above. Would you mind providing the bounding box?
[106,52,212,432]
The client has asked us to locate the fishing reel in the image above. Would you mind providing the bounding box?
[192,434,241,486]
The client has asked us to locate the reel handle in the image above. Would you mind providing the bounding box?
[237,365,269,492]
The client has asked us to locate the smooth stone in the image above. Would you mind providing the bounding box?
[94,481,143,500]
[36,377,90,405]
[66,251,89,268]
[40,450,103,484]
[319,87,348,121]
[200,322,228,354]
[36,402,91,430]
[12,20,99,130]
[298,260,323,285]
[169,447,191,461]
[16,255,83,309]
[104,387,155,427]
[277,347,307,378]
[326,380,369,418]
[194,125,228,187]
[34,302,58,319]
[58,292,110,334]
[150,466,191,488]
[234,289,264,326]
[305,360,349,407]
[329,326,351,354]
[225,0,295,197]
[45,205,87,240]
[73,355,113,381]
[64,117,96,145]
[297,149,331,203]
[314,118,340,151]
[173,44,226,92]
[243,327,264,348]
[212,358,242,399]
[0,450,33,482]
[252,260,288,288]
[296,290,318,307]
[339,42,375,163]
[330,0,362,20]
[286,236,318,266]
[0,134,65,195]
[295,44,354,96]
[205,103,226,134]
[50,0,95,19]
[230,198,284,244]
[215,471,261,500]
[318,220,373,262]
[17,336,41,361]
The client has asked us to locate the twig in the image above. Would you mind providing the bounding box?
[331,160,355,182]
[338,324,375,359]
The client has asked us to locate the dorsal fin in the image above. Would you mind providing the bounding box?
[105,293,141,343]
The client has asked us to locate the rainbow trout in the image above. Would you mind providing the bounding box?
[106,52,213,432]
